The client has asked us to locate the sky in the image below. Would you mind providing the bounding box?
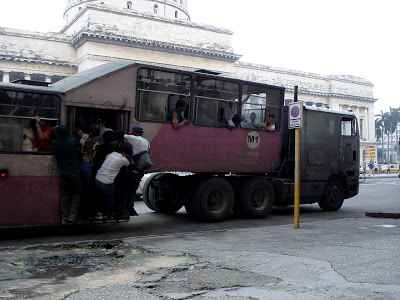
[0,0,398,113]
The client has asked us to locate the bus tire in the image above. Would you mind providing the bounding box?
[318,178,345,211]
[236,177,274,218]
[192,177,234,222]
[143,173,183,214]
[142,173,162,211]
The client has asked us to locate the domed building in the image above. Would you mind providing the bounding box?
[0,0,376,156]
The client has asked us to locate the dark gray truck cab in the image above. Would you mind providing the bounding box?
[273,105,360,211]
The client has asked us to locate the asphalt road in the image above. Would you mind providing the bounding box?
[1,176,399,300]
[1,175,399,248]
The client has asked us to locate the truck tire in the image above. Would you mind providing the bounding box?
[143,173,183,214]
[192,177,234,222]
[142,173,161,211]
[318,178,345,211]
[236,177,274,218]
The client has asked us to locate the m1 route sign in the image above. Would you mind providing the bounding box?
[289,101,303,129]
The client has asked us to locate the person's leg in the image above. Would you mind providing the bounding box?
[127,172,143,217]
[59,173,71,224]
[91,179,102,219]
[68,173,82,222]
[103,183,116,219]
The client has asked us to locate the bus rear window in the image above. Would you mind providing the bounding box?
[0,90,60,152]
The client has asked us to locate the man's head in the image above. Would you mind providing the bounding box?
[121,143,133,157]
[129,125,144,136]
[231,114,242,127]
[176,99,187,111]
[267,114,275,124]
[250,112,257,122]
[52,125,68,138]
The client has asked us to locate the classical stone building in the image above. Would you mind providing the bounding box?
[0,0,376,158]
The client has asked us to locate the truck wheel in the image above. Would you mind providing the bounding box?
[236,177,274,218]
[143,173,183,214]
[192,177,234,222]
[142,173,161,211]
[318,178,345,211]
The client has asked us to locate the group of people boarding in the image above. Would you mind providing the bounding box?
[51,122,150,224]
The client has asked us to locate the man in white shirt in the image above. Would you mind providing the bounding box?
[124,125,150,218]
[94,143,132,220]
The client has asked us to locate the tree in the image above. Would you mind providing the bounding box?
[375,110,386,162]
[381,107,400,162]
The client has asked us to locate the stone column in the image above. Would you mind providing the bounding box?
[2,72,9,83]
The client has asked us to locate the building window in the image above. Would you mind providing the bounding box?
[154,4,158,14]
[127,1,132,9]
[175,11,178,18]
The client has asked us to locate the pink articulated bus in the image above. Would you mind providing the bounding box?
[0,61,359,226]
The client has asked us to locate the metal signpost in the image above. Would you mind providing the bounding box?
[290,87,302,228]
[365,147,376,175]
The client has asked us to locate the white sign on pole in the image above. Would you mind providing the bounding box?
[289,101,303,129]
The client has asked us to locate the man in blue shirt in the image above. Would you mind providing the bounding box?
[50,125,82,224]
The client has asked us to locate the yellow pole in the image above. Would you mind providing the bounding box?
[294,127,300,228]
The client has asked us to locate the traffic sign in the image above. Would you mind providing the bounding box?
[289,101,303,129]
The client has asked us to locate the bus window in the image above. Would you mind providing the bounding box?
[241,85,281,131]
[194,77,239,126]
[136,68,191,122]
[0,90,60,152]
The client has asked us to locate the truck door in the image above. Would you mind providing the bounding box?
[339,116,359,172]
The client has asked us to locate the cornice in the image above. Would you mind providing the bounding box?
[236,61,373,86]
[61,4,232,35]
[284,87,377,102]
[0,55,77,68]
[0,27,70,43]
[71,30,241,62]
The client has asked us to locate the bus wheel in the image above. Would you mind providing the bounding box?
[318,178,345,211]
[236,177,274,218]
[192,177,234,222]
[142,173,161,211]
[143,173,183,214]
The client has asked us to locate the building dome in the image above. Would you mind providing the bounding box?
[64,0,190,23]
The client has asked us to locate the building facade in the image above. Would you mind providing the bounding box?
[0,0,376,158]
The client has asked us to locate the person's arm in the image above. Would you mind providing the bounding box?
[172,111,187,129]
[8,104,21,115]
[261,124,275,131]
[35,116,47,140]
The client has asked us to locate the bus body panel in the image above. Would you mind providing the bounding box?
[0,154,59,226]
[148,123,282,173]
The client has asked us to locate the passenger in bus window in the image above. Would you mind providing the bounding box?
[226,114,241,130]
[197,102,215,124]
[220,101,237,123]
[168,98,188,129]
[243,112,261,129]
[50,125,82,224]
[34,115,53,152]
[22,118,38,152]
[261,114,276,131]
